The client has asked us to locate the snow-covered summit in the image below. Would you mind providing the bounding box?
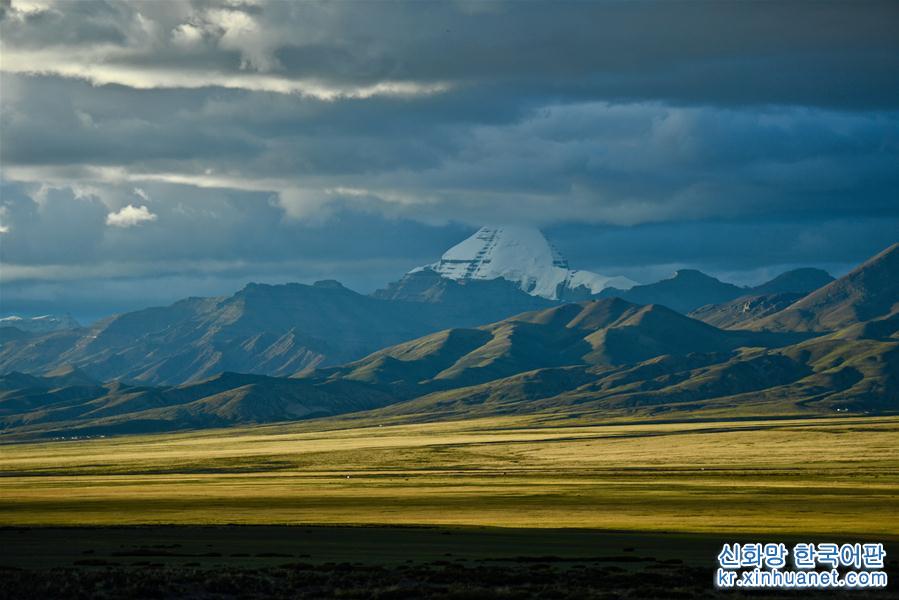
[413,225,636,300]
[0,313,81,333]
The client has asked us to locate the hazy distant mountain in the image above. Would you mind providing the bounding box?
[0,276,561,386]
[0,281,459,385]
[600,267,835,315]
[409,225,636,300]
[597,269,745,313]
[0,313,80,334]
[749,243,899,332]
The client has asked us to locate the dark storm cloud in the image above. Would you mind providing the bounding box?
[3,1,899,107]
[4,73,897,224]
[0,0,897,319]
[549,217,899,280]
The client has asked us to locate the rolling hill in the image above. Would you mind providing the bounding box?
[319,299,803,396]
[0,370,394,437]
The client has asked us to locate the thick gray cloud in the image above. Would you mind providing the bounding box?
[3,1,898,107]
[0,0,897,320]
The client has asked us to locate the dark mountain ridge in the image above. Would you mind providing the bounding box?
[597,267,833,313]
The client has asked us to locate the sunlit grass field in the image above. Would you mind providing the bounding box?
[1,415,897,537]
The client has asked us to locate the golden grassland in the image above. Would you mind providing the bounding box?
[1,415,897,537]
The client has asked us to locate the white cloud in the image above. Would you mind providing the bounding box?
[6,0,56,16]
[207,8,278,72]
[0,48,450,99]
[171,23,204,47]
[133,187,150,202]
[105,204,158,228]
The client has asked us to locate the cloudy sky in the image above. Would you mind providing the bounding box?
[1,0,898,322]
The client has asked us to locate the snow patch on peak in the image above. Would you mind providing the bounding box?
[417,225,635,300]
[0,313,80,333]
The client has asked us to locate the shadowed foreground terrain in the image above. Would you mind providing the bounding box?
[2,526,897,599]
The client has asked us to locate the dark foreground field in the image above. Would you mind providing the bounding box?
[1,526,896,599]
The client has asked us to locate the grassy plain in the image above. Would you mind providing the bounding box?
[1,415,897,537]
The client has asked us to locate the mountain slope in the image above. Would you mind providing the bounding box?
[750,243,899,332]
[689,292,806,329]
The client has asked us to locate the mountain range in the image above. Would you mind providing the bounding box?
[0,279,533,386]
[1,241,896,440]
[1,227,833,386]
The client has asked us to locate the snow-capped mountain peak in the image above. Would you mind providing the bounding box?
[0,313,81,333]
[413,225,636,300]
